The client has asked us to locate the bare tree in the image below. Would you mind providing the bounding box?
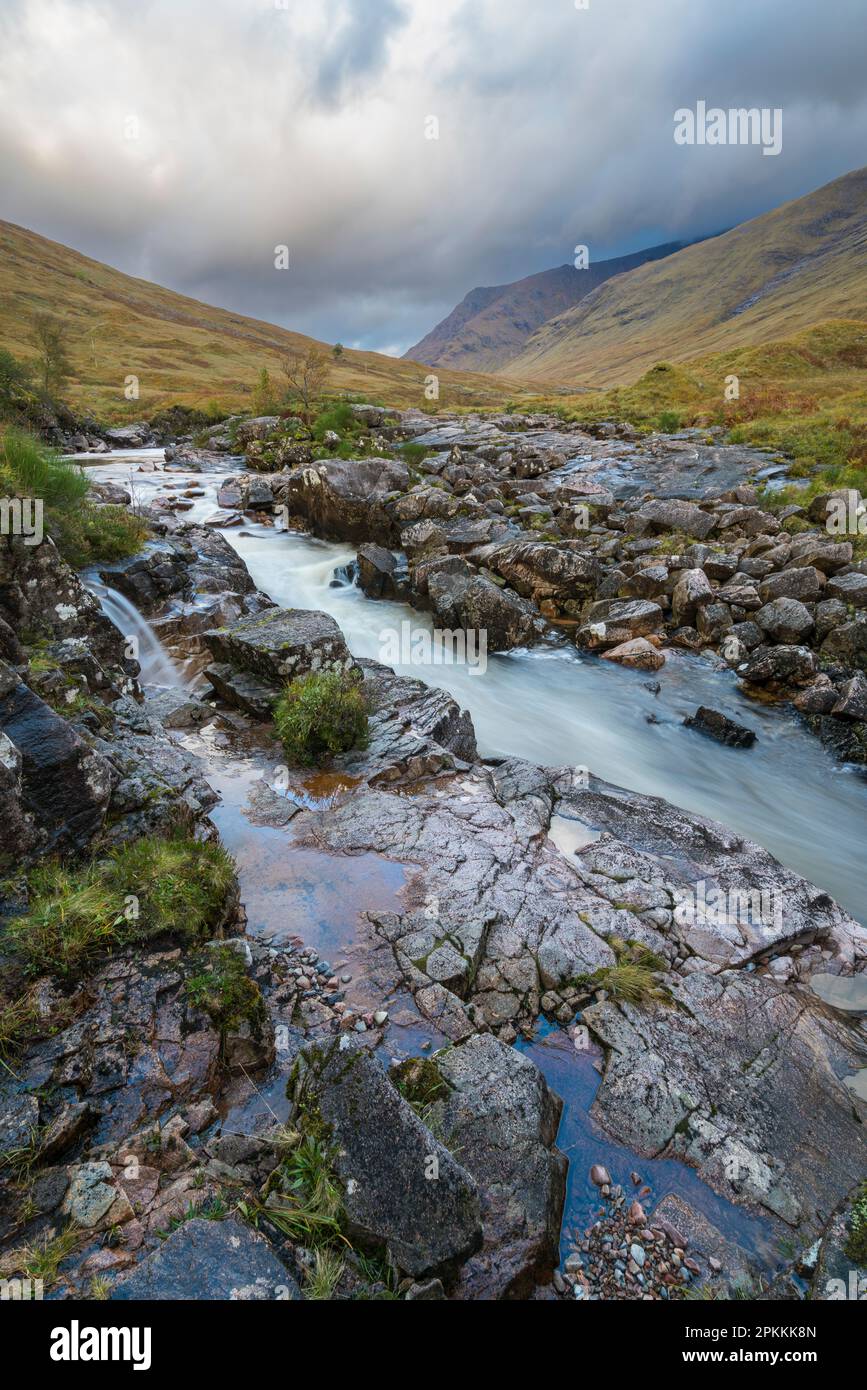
[32,315,74,397]
[281,346,330,424]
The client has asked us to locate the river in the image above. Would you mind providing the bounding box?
[81,449,867,926]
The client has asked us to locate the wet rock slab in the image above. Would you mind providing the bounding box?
[111,1217,300,1300]
[204,606,356,685]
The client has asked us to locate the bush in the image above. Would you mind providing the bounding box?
[0,429,148,567]
[274,670,368,766]
[5,836,236,977]
[657,410,683,433]
[312,401,356,442]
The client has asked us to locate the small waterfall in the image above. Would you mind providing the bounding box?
[88,580,180,688]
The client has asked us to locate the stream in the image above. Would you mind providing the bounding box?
[77,447,867,1281]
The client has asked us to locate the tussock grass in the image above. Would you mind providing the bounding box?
[15,1224,80,1288]
[303,1247,346,1301]
[263,1132,346,1246]
[0,429,148,567]
[595,938,668,1007]
[0,986,42,1061]
[5,836,235,978]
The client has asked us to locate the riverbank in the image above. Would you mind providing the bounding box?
[0,417,865,1302]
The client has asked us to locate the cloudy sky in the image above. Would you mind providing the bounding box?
[1,0,865,354]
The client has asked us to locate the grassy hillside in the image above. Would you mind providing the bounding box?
[505,167,867,387]
[0,221,533,419]
[405,241,693,373]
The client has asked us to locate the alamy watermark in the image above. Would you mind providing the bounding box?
[674,102,782,157]
[0,496,43,546]
[673,879,783,932]
[379,620,487,676]
[825,489,867,537]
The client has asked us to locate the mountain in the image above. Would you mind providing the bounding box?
[0,221,527,417]
[504,166,867,387]
[404,241,695,373]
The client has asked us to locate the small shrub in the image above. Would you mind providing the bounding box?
[400,442,430,466]
[657,410,683,433]
[274,670,368,767]
[312,401,355,441]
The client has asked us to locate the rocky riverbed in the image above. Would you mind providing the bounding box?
[1,409,865,1301]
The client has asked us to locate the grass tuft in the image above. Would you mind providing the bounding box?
[0,429,148,567]
[4,836,235,978]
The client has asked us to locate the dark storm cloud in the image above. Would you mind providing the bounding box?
[0,0,865,353]
[313,0,409,105]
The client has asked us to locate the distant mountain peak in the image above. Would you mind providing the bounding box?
[404,240,696,373]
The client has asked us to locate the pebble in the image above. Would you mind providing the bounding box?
[558,1159,697,1303]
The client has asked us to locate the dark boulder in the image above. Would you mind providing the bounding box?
[0,670,113,859]
[684,706,757,748]
[276,457,409,545]
[427,569,538,652]
[288,1039,482,1280]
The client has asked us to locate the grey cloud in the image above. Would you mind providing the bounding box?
[0,0,864,354]
[313,0,409,105]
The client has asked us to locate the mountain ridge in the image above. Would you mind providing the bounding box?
[503,166,867,386]
[0,219,532,416]
[404,240,700,372]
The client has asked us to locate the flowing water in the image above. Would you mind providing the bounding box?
[78,450,867,922]
[76,447,867,1276]
[85,576,180,687]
